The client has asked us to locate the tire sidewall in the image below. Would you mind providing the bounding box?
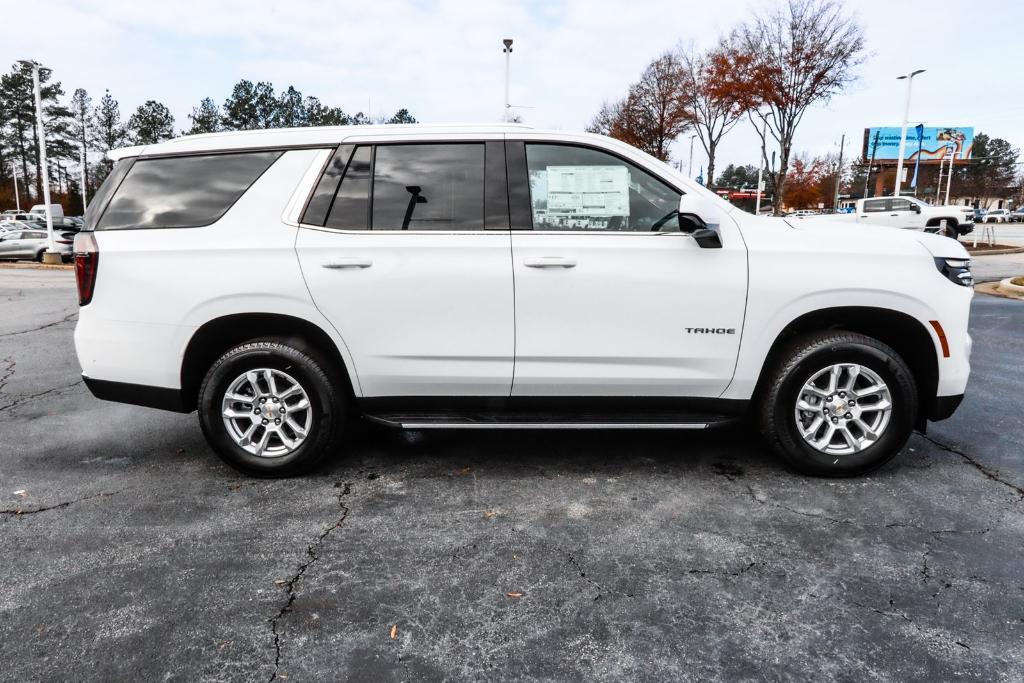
[199,344,338,476]
[774,341,917,475]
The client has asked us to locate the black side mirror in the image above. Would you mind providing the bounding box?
[912,204,921,213]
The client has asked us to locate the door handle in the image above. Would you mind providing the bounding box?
[524,256,577,268]
[322,257,373,269]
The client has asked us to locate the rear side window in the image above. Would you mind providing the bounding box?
[862,199,887,213]
[371,144,485,231]
[96,151,282,230]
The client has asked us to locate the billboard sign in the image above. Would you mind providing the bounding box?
[863,126,973,161]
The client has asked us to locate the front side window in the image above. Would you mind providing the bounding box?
[891,198,912,212]
[862,199,887,213]
[525,144,681,232]
[97,151,282,230]
[371,144,485,231]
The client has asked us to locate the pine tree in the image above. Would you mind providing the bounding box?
[127,100,175,145]
[386,108,417,124]
[222,80,277,130]
[70,88,92,200]
[275,86,305,128]
[187,97,221,135]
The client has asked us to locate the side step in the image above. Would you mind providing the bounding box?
[362,411,738,430]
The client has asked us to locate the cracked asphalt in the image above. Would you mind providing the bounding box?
[1,267,1022,681]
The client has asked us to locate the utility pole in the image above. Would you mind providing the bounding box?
[833,133,845,211]
[502,39,513,122]
[945,146,956,206]
[21,60,59,263]
[864,130,880,198]
[893,69,925,197]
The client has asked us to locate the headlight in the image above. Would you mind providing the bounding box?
[934,257,973,287]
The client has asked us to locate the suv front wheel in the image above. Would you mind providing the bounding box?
[757,331,918,477]
[198,340,345,476]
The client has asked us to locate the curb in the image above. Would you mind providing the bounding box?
[0,262,73,271]
[976,281,1024,301]
[998,277,1024,295]
[963,244,1024,256]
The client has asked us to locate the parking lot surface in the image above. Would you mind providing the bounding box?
[1,267,1022,680]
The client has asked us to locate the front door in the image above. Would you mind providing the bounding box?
[296,141,515,397]
[507,141,748,398]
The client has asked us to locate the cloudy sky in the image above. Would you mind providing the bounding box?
[5,0,1023,175]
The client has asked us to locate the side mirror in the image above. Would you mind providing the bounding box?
[912,204,921,213]
[677,193,722,249]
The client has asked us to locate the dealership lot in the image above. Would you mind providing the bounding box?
[1,268,1022,680]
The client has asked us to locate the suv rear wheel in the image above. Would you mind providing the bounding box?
[198,340,345,476]
[757,331,917,477]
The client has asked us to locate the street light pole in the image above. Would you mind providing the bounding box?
[502,39,513,123]
[893,69,925,197]
[11,161,20,212]
[687,134,696,178]
[79,145,88,211]
[22,60,59,263]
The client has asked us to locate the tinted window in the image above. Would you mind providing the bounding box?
[83,158,134,231]
[324,146,371,230]
[302,145,353,226]
[370,144,485,231]
[862,199,887,213]
[26,231,46,238]
[891,198,911,212]
[97,151,282,230]
[525,144,680,231]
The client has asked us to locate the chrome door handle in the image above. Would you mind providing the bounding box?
[524,256,577,268]
[322,257,373,269]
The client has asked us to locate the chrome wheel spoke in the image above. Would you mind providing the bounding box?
[222,368,313,458]
[794,363,893,457]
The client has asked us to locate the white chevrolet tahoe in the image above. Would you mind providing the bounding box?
[73,124,973,478]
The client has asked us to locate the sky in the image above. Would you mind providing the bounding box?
[4,0,1023,177]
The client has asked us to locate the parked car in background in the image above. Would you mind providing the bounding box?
[0,229,48,261]
[973,208,987,223]
[836,197,973,237]
[984,209,1011,224]
[1011,208,1024,223]
[787,209,820,217]
[29,204,64,219]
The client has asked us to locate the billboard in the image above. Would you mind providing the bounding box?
[863,126,973,161]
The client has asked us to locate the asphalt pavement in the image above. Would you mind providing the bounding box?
[1,267,1022,681]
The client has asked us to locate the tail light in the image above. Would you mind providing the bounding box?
[73,232,99,306]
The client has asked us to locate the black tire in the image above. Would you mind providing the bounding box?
[940,219,958,239]
[35,250,45,262]
[757,331,918,477]
[198,340,346,477]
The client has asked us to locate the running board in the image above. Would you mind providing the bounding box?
[362,411,737,430]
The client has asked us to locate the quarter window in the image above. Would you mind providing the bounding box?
[525,144,681,232]
[324,146,371,230]
[97,151,282,230]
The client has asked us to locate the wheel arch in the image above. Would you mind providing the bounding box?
[752,306,939,428]
[924,216,957,228]
[180,313,356,412]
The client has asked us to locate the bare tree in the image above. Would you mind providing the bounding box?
[586,53,691,162]
[678,40,758,187]
[737,0,866,214]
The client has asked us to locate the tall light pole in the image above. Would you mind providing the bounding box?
[893,69,925,197]
[502,39,513,122]
[687,134,696,178]
[19,59,59,263]
[11,161,20,212]
[79,146,88,211]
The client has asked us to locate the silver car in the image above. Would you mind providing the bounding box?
[0,229,48,261]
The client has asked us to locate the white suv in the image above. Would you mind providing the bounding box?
[73,124,973,477]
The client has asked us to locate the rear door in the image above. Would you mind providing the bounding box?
[296,140,515,397]
[506,140,748,397]
[857,198,890,226]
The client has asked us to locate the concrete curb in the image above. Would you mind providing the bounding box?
[963,244,1024,256]
[0,262,72,271]
[976,281,1024,301]
[998,277,1024,295]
